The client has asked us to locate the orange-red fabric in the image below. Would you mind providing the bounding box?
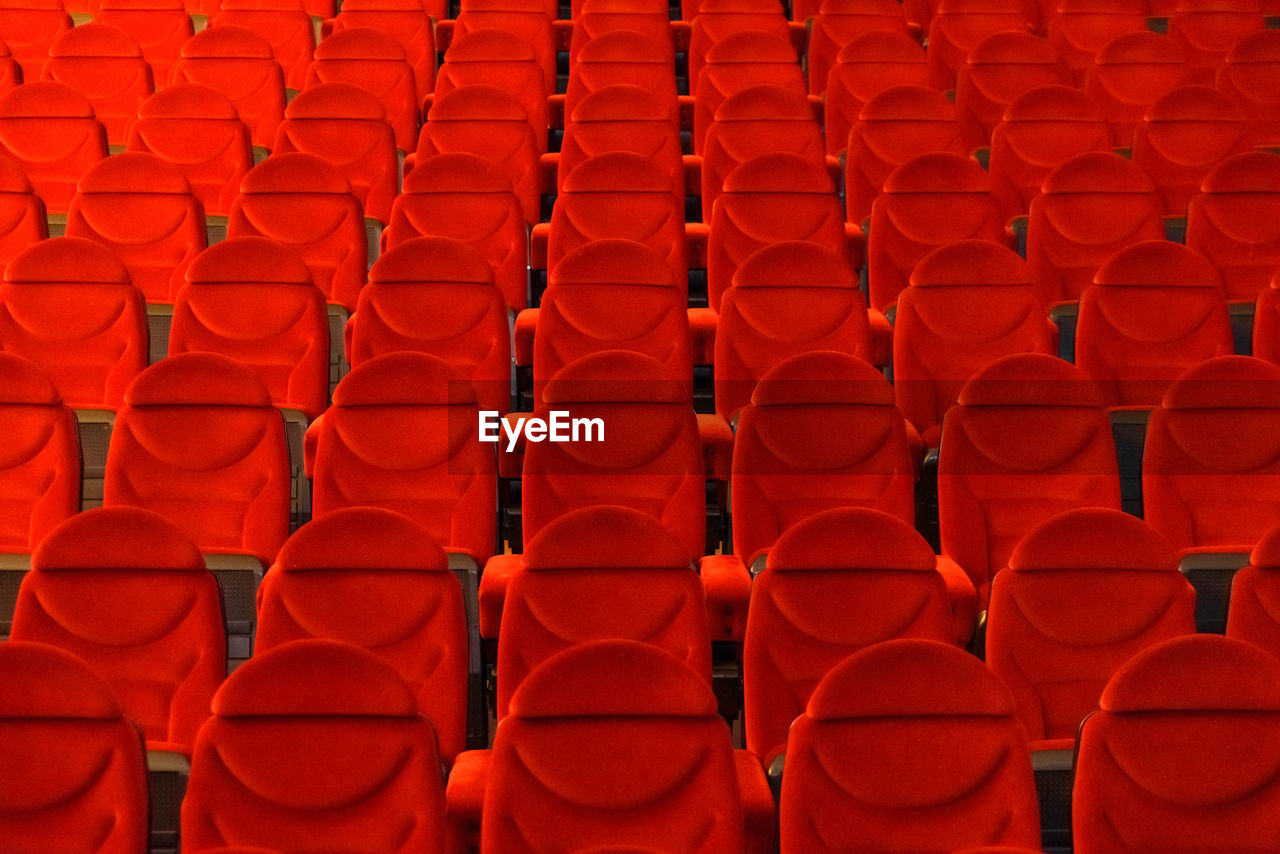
[170,26,286,150]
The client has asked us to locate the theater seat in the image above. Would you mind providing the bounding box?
[955,31,1072,151]
[325,0,436,96]
[303,26,418,153]
[0,641,149,854]
[211,0,315,90]
[0,82,108,215]
[1168,0,1265,84]
[41,23,153,146]
[0,0,71,81]
[743,508,955,767]
[779,639,1041,853]
[693,30,805,154]
[560,31,679,142]
[170,26,286,151]
[1085,30,1193,147]
[430,29,548,156]
[1073,635,1280,852]
[1217,29,1280,146]
[823,30,930,156]
[555,84,684,198]
[1186,151,1280,302]
[181,639,447,852]
[926,0,1037,91]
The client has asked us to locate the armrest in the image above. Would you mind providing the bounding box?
[548,93,565,129]
[478,552,523,638]
[735,749,777,854]
[787,20,807,54]
[539,152,559,194]
[698,554,750,641]
[843,221,864,270]
[529,222,550,270]
[935,554,978,645]
[552,19,573,50]
[445,749,490,854]
[513,309,538,366]
[686,221,709,268]
[697,412,733,481]
[683,154,702,199]
[688,306,717,365]
[824,154,841,192]
[678,94,695,133]
[302,413,324,479]
[435,18,455,48]
[867,307,891,369]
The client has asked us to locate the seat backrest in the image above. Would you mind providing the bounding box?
[693,30,805,153]
[303,26,418,152]
[0,0,71,79]
[0,236,147,410]
[256,506,468,761]
[0,640,149,853]
[562,31,679,139]
[925,0,1038,91]
[170,236,328,419]
[433,29,548,154]
[894,241,1055,446]
[955,30,1072,151]
[1186,150,1280,301]
[95,0,193,86]
[41,23,153,146]
[1046,0,1150,80]
[987,507,1195,744]
[1073,635,1280,851]
[103,351,291,563]
[311,351,497,562]
[1168,0,1265,82]
[211,0,315,89]
[0,353,79,554]
[687,0,792,98]
[805,0,913,94]
[1076,241,1232,407]
[498,506,711,718]
[780,638,1041,853]
[939,353,1122,596]
[0,157,47,272]
[181,639,447,852]
[1218,28,1280,147]
[170,26,286,150]
[867,151,1008,311]
[1142,355,1280,552]
[329,0,436,94]
[66,151,207,303]
[744,507,953,764]
[484,640,743,854]
[557,84,684,196]
[0,82,108,214]
[1026,151,1166,306]
[823,30,930,155]
[228,152,366,311]
[1084,30,1193,146]
[732,351,915,563]
[715,241,872,420]
[13,506,225,754]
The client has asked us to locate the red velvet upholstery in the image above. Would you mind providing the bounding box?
[1186,151,1280,302]
[181,639,447,852]
[1073,634,1280,852]
[96,0,193,86]
[1168,0,1265,84]
[1075,241,1232,407]
[66,152,206,303]
[779,639,1041,853]
[743,507,953,765]
[103,351,291,564]
[211,0,315,90]
[939,353,1122,598]
[257,507,468,762]
[0,353,79,554]
[955,31,1072,151]
[13,506,224,755]
[310,352,497,563]
[0,236,146,410]
[0,82,107,214]
[987,507,1194,746]
[894,241,1055,446]
[805,0,913,95]
[823,30,930,156]
[562,31,680,146]
[687,0,792,96]
[448,0,556,96]
[228,152,366,311]
[1084,30,1193,147]
[0,641,149,854]
[557,85,683,196]
[1217,29,1280,146]
[170,236,329,419]
[1143,355,1280,553]
[41,23,153,146]
[0,0,70,80]
[327,0,437,95]
[170,26,286,150]
[304,27,419,152]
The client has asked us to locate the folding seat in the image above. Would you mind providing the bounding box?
[1168,0,1265,84]
[707,152,857,315]
[1084,30,1193,146]
[987,507,1194,752]
[0,641,149,854]
[169,236,328,420]
[693,30,806,154]
[988,84,1113,216]
[181,639,447,852]
[714,241,873,421]
[894,242,1057,448]
[415,85,542,225]
[65,152,206,304]
[743,507,954,768]
[272,82,398,225]
[823,29,931,155]
[925,0,1038,91]
[804,0,914,95]
[0,82,108,215]
[561,31,681,135]
[303,27,419,153]
[1025,151,1165,308]
[1185,152,1280,303]
[0,237,147,410]
[566,0,675,66]
[474,640,768,854]
[1131,84,1252,217]
[954,31,1073,151]
[687,0,793,96]
[1072,635,1280,853]
[227,153,366,313]
[431,29,549,156]
[866,151,1010,311]
[327,0,436,95]
[211,0,315,90]
[170,26,287,151]
[0,0,71,81]
[1075,241,1232,407]
[1217,29,1280,147]
[446,0,556,96]
[497,506,711,719]
[843,84,967,225]
[700,85,830,216]
[345,240,511,416]
[96,0,192,86]
[556,85,685,199]
[41,23,153,147]
[779,639,1041,854]
[0,158,47,270]
[384,153,528,311]
[256,506,469,762]
[12,505,224,755]
[1047,0,1151,83]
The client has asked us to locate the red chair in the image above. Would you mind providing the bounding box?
[211,0,315,90]
[1168,0,1265,84]
[1084,30,1194,146]
[96,0,192,85]
[822,29,930,155]
[1047,0,1151,83]
[431,29,548,155]
[954,30,1072,150]
[0,82,108,214]
[1186,151,1280,302]
[325,0,436,95]
[170,26,287,151]
[805,0,915,95]
[926,0,1037,91]
[692,30,805,154]
[1217,29,1280,146]
[41,23,153,146]
[0,0,71,80]
[303,26,419,152]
